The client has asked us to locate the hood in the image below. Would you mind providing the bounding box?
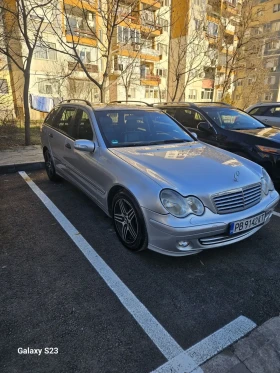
[110,142,262,196]
[233,127,280,144]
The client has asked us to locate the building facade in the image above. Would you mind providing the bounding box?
[1,0,170,120]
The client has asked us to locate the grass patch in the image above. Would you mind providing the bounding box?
[0,125,41,150]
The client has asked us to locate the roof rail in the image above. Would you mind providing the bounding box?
[152,102,191,106]
[195,101,232,106]
[60,99,93,108]
[109,100,152,106]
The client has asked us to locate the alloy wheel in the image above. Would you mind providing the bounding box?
[113,198,138,244]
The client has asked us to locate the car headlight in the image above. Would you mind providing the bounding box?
[256,145,280,155]
[261,169,274,195]
[160,189,205,218]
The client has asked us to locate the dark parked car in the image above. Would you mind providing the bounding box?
[156,102,280,182]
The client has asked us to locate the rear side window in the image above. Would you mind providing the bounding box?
[248,106,270,116]
[53,107,76,137]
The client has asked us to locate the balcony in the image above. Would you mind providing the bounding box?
[66,27,97,46]
[141,47,161,61]
[68,61,98,73]
[141,74,161,86]
[63,0,97,12]
[141,0,161,10]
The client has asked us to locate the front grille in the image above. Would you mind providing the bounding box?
[212,183,262,214]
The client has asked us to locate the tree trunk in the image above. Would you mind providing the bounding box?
[100,85,106,103]
[23,68,31,146]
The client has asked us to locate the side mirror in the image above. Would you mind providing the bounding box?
[191,132,198,140]
[197,121,213,133]
[74,139,95,153]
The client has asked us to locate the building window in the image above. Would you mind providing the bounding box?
[145,85,159,99]
[188,89,197,100]
[264,92,273,101]
[207,22,218,38]
[37,78,58,95]
[156,43,168,55]
[158,17,168,32]
[160,0,170,7]
[117,26,140,44]
[160,89,166,100]
[201,88,213,100]
[217,91,222,101]
[267,40,279,50]
[273,4,280,12]
[0,79,8,94]
[34,43,57,60]
[156,68,167,77]
[128,88,136,98]
[237,80,243,86]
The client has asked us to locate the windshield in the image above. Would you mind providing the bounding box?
[94,110,195,148]
[204,108,266,130]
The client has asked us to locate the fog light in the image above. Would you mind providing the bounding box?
[176,240,190,251]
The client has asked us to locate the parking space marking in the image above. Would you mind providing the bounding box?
[273,211,280,218]
[151,316,256,373]
[19,171,200,370]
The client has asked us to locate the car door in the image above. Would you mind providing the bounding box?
[266,106,280,127]
[47,106,77,177]
[62,108,107,207]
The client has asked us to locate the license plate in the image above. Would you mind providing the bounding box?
[229,212,266,235]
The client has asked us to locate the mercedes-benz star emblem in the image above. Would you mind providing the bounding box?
[234,171,240,182]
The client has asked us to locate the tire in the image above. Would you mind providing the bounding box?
[44,149,61,182]
[112,191,148,252]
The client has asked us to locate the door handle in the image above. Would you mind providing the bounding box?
[65,143,71,149]
[49,133,53,138]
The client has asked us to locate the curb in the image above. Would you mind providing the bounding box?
[0,162,44,175]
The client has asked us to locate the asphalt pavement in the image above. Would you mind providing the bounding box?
[1,170,280,373]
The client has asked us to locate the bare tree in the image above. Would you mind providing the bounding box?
[0,0,57,144]
[168,5,212,102]
[43,0,167,102]
[213,0,271,102]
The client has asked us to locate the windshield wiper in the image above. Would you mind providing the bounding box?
[153,139,192,144]
[234,127,264,130]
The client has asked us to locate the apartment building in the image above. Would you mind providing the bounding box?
[1,0,170,120]
[168,0,241,103]
[0,55,14,120]
[233,0,280,107]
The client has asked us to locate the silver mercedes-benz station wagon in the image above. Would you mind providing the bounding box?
[41,100,279,256]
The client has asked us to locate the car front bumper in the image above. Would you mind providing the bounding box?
[142,190,279,256]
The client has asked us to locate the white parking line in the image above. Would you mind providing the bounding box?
[19,171,199,371]
[19,171,257,373]
[273,211,280,218]
[151,316,256,373]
